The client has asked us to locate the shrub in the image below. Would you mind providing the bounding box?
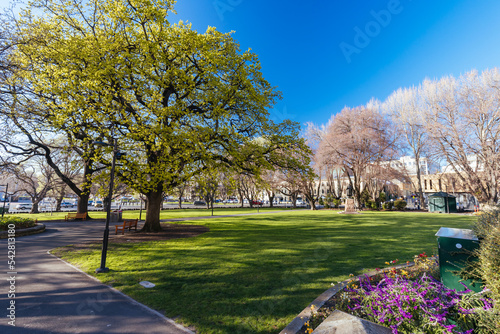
[473,206,500,330]
[394,199,407,211]
[0,216,37,231]
[364,199,374,210]
[382,201,393,210]
[365,200,378,210]
[319,197,324,206]
[332,198,341,208]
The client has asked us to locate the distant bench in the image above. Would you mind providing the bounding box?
[115,219,138,235]
[64,213,88,221]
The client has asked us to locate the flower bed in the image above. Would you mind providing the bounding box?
[302,254,497,334]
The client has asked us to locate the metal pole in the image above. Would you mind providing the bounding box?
[139,198,143,221]
[96,139,117,274]
[1,185,8,218]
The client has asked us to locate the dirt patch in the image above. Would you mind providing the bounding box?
[109,223,210,243]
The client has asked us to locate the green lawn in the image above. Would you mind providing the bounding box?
[53,211,475,334]
[8,207,293,221]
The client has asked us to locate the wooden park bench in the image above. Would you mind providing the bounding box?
[115,219,138,235]
[64,212,88,221]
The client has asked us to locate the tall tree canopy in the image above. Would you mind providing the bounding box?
[8,0,309,231]
[317,106,399,206]
[420,69,500,205]
[382,87,429,209]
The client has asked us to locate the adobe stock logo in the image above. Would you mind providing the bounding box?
[270,105,295,123]
[213,0,243,21]
[339,0,405,64]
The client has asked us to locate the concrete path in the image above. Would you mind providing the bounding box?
[0,220,194,334]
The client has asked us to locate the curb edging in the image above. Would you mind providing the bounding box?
[0,224,45,239]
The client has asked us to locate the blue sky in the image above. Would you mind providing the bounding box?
[3,0,500,128]
[171,0,500,127]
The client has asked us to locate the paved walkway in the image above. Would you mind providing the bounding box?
[0,220,194,334]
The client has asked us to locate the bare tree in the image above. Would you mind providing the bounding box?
[260,170,281,208]
[2,158,54,213]
[421,69,500,204]
[297,163,321,210]
[382,87,429,208]
[318,106,399,207]
[277,169,301,208]
[235,173,262,208]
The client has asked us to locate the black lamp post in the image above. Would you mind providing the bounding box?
[94,138,118,274]
[1,184,8,218]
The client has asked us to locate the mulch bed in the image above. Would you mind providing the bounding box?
[52,223,210,254]
[109,223,210,243]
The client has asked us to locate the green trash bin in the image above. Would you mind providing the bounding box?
[436,227,483,292]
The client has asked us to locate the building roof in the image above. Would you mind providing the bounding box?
[429,191,456,198]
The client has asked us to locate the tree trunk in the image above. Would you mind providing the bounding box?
[142,189,163,232]
[178,197,182,209]
[305,194,317,210]
[56,192,64,211]
[269,194,275,208]
[238,191,244,208]
[31,201,40,214]
[416,162,425,210]
[77,192,90,217]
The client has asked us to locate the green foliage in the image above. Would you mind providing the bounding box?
[318,197,324,206]
[473,206,500,330]
[332,198,342,208]
[11,0,312,229]
[365,199,378,210]
[323,194,341,209]
[379,191,387,203]
[0,216,37,230]
[383,201,394,210]
[394,199,407,211]
[360,189,370,204]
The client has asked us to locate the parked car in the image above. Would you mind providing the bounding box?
[95,200,103,208]
[252,200,263,206]
[15,203,33,210]
[61,202,75,208]
[193,200,206,206]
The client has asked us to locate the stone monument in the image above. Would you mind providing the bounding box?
[340,184,360,214]
[312,310,391,334]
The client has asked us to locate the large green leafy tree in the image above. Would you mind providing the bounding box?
[11,0,309,231]
[0,21,102,217]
